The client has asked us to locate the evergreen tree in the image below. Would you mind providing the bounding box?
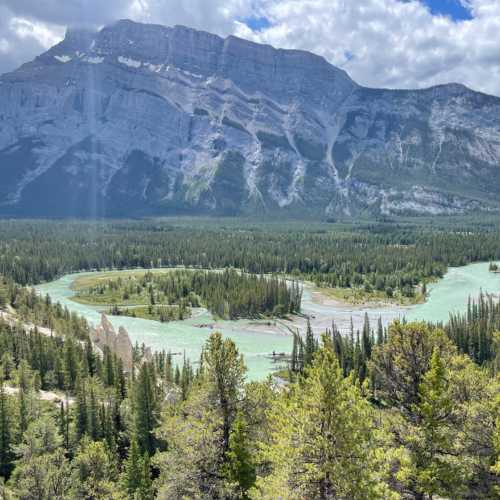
[290,333,298,373]
[17,388,28,442]
[10,416,72,498]
[410,350,469,498]
[376,316,384,345]
[122,437,142,496]
[0,286,7,309]
[370,321,456,416]
[137,452,154,500]
[0,382,12,478]
[202,333,246,455]
[254,335,392,498]
[75,374,88,440]
[223,413,256,498]
[71,438,119,498]
[155,333,247,497]
[87,381,100,441]
[362,312,372,358]
[59,401,70,450]
[304,319,316,368]
[134,363,157,455]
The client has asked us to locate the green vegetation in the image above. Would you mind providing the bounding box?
[108,304,191,322]
[445,293,500,366]
[74,269,301,320]
[0,217,500,303]
[316,283,427,305]
[0,216,499,497]
[0,276,498,498]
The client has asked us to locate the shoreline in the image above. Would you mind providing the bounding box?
[68,267,420,312]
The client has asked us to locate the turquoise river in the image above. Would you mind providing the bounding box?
[35,262,499,380]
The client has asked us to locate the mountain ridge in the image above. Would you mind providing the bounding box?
[1,19,499,217]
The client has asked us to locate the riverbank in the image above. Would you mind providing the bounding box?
[34,262,500,380]
[312,286,425,307]
[70,266,419,311]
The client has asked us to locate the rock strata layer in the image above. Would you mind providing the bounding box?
[0,20,499,217]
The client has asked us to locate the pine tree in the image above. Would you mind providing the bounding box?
[87,382,100,441]
[0,286,7,309]
[362,312,372,358]
[155,333,247,497]
[59,401,70,450]
[137,452,154,500]
[75,374,88,440]
[0,381,12,478]
[255,335,392,498]
[122,437,142,496]
[17,387,28,441]
[304,319,316,368]
[63,338,78,391]
[376,317,384,345]
[410,349,469,498]
[103,347,115,387]
[84,339,96,377]
[290,333,298,373]
[223,413,256,498]
[203,332,246,455]
[134,363,157,455]
[298,340,304,374]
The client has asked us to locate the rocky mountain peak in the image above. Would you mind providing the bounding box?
[0,20,499,217]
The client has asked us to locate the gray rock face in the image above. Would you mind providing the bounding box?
[0,19,499,217]
[90,314,133,370]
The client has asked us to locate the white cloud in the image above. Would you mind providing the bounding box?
[130,0,253,34]
[9,17,63,48]
[0,40,9,55]
[241,0,500,95]
[0,0,500,96]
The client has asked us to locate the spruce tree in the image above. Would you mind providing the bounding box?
[137,452,154,500]
[255,335,392,498]
[362,313,372,359]
[75,374,88,440]
[376,317,384,345]
[223,413,256,498]
[0,382,12,478]
[134,363,157,455]
[290,333,298,373]
[411,349,468,498]
[304,319,316,368]
[122,437,142,496]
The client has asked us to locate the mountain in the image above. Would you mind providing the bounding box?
[1,19,499,217]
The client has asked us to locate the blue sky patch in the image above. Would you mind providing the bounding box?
[420,0,473,21]
[242,16,272,32]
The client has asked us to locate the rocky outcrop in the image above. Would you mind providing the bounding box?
[0,20,499,217]
[90,314,133,370]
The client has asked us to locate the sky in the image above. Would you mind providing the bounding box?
[0,0,499,96]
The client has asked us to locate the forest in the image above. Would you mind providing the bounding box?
[0,276,498,498]
[0,217,500,301]
[74,269,302,320]
[0,217,498,498]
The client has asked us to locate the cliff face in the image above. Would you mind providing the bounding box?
[90,314,133,370]
[0,19,499,217]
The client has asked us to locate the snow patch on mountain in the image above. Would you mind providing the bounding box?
[118,56,142,68]
[0,20,499,217]
[54,55,72,63]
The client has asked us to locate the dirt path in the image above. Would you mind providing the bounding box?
[1,308,55,337]
[4,385,74,405]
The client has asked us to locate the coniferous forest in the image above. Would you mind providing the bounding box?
[75,269,302,320]
[0,217,498,498]
[1,217,500,301]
